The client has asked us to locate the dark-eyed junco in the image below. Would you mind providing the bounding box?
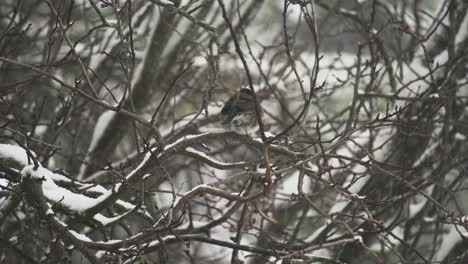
[221,88,263,134]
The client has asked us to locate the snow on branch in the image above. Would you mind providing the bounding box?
[21,165,111,213]
[184,147,249,169]
[0,143,39,169]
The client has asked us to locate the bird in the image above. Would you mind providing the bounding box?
[221,88,263,135]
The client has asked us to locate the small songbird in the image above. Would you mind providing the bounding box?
[221,88,263,134]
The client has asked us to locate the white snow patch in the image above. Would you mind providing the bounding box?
[159,0,174,5]
[455,133,466,141]
[21,165,111,213]
[185,147,245,167]
[125,148,155,180]
[69,230,92,242]
[93,213,124,226]
[0,178,9,188]
[193,56,208,67]
[0,144,38,167]
[45,209,54,215]
[353,235,363,243]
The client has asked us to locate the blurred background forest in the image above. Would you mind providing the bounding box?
[1,0,468,263]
